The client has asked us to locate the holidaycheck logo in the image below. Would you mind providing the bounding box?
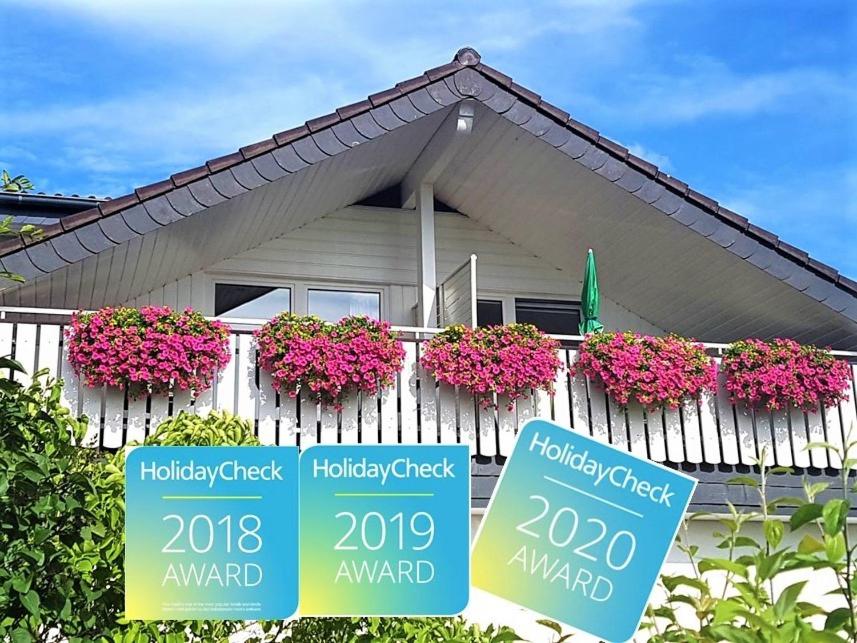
[139,459,284,488]
[528,431,675,507]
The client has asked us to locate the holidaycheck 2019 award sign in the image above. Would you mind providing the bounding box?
[472,419,696,642]
[125,446,299,620]
[299,444,470,615]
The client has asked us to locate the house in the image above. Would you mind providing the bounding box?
[1,47,855,635]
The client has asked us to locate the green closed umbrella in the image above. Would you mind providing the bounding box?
[579,248,604,335]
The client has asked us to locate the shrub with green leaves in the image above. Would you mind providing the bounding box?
[640,439,857,642]
[0,357,122,642]
[279,616,522,642]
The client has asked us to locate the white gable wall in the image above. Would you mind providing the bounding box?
[126,205,663,333]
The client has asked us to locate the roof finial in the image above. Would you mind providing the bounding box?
[454,47,481,66]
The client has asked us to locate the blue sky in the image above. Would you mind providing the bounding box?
[3,1,855,276]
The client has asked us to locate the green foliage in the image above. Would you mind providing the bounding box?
[278,616,522,642]
[145,410,260,447]
[0,215,42,283]
[641,440,857,642]
[0,357,122,642]
[1,169,34,193]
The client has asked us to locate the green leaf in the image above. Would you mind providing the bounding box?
[713,598,744,624]
[698,558,749,578]
[824,532,846,563]
[535,619,562,636]
[763,519,784,548]
[789,503,823,530]
[773,580,805,621]
[11,629,33,643]
[797,534,825,554]
[821,498,849,536]
[824,607,852,633]
[20,589,40,616]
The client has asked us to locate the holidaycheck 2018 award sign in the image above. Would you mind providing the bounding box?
[472,419,696,642]
[299,444,470,615]
[125,446,299,620]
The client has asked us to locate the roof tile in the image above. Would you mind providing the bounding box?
[205,152,243,173]
[626,154,658,177]
[98,192,139,215]
[239,138,277,160]
[60,207,101,231]
[715,206,749,229]
[306,112,341,132]
[808,258,839,281]
[475,63,512,87]
[424,61,459,82]
[658,173,689,195]
[396,74,430,93]
[273,125,309,146]
[538,100,569,124]
[135,179,173,202]
[837,275,857,294]
[0,236,23,255]
[776,240,809,264]
[686,189,719,212]
[454,47,481,66]
[171,165,209,187]
[510,81,540,105]
[368,87,401,107]
[336,99,372,120]
[747,223,778,247]
[566,117,598,142]
[598,138,628,159]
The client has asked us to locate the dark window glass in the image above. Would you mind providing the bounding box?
[477,299,504,327]
[215,284,291,317]
[514,298,581,336]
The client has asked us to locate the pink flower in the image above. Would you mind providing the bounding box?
[574,332,716,410]
[420,323,562,409]
[722,338,852,412]
[65,306,231,398]
[255,314,405,408]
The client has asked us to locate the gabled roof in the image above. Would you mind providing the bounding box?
[1,47,854,342]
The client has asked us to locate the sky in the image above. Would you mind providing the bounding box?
[2,0,856,276]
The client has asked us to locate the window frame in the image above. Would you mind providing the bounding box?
[305,284,385,322]
[206,273,388,321]
[475,292,583,335]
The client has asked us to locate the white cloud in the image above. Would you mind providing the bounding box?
[716,167,857,278]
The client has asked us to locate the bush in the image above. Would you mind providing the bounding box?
[280,616,521,642]
[420,323,562,409]
[723,338,852,412]
[641,439,857,642]
[0,365,260,643]
[0,357,123,642]
[256,314,405,409]
[65,306,231,398]
[575,331,716,409]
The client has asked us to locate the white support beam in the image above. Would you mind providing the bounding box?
[416,183,437,327]
[401,100,476,209]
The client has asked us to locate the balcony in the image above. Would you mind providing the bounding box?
[2,307,855,470]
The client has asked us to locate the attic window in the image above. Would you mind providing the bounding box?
[215,283,291,318]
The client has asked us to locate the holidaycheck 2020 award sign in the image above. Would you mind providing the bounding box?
[125,446,299,620]
[299,444,470,615]
[472,419,696,642]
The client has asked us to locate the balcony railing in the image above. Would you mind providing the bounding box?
[1,307,855,469]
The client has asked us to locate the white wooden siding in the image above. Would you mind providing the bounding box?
[127,205,664,333]
[4,318,853,469]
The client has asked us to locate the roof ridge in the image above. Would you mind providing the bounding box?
[1,47,854,303]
